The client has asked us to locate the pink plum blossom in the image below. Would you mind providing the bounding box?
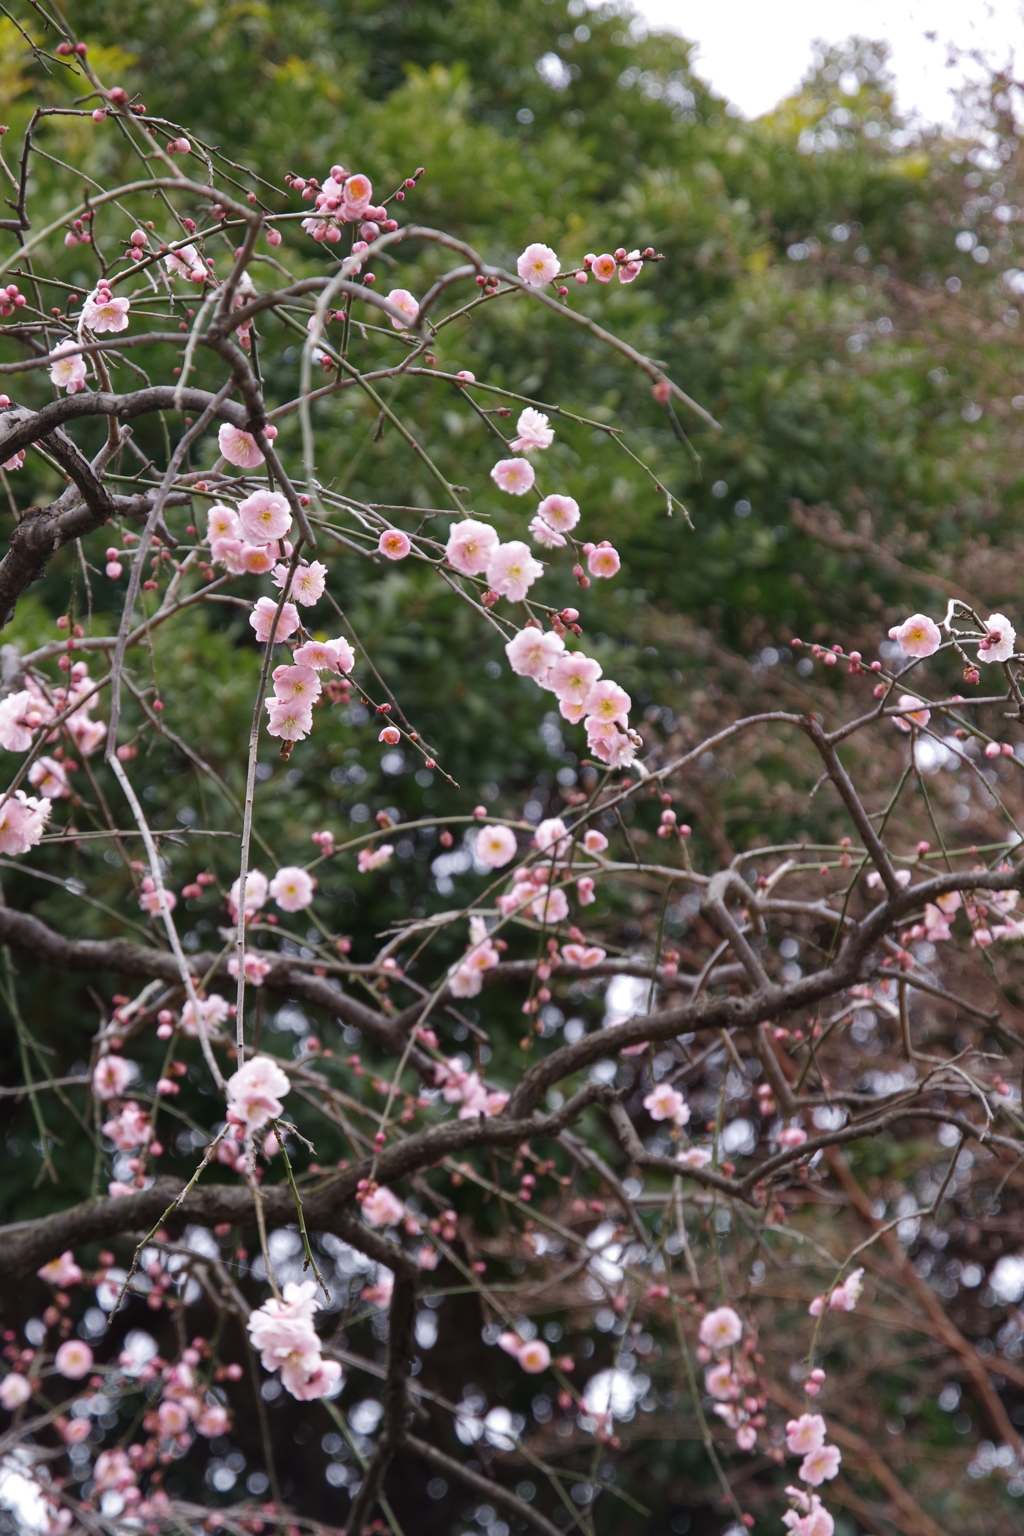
[82,287,130,332]
[250,596,300,644]
[490,458,536,496]
[892,693,930,732]
[530,887,569,924]
[577,876,596,905]
[509,408,554,452]
[358,844,393,873]
[978,612,1016,663]
[583,829,608,853]
[228,951,273,986]
[476,824,518,867]
[776,1126,807,1149]
[226,1053,290,1135]
[269,866,315,912]
[362,1185,404,1227]
[265,700,313,741]
[386,288,419,329]
[273,561,327,605]
[181,993,229,1038]
[799,1443,841,1486]
[705,1361,736,1400]
[93,1054,134,1101]
[561,943,606,968]
[282,1356,342,1400]
[164,244,206,282]
[378,529,411,560]
[888,613,941,657]
[0,1373,31,1410]
[584,679,631,725]
[536,493,580,533]
[294,638,352,673]
[238,489,291,544]
[517,243,559,286]
[587,542,621,578]
[28,757,69,798]
[446,518,499,576]
[505,626,565,682]
[48,341,87,394]
[37,1251,83,1286]
[272,664,321,707]
[677,1146,712,1168]
[102,1102,151,1151]
[216,423,261,467]
[591,254,617,282]
[487,541,544,601]
[516,1339,551,1373]
[229,868,268,920]
[785,1413,826,1455]
[550,652,602,705]
[643,1083,690,1125]
[528,515,566,549]
[54,1341,93,1380]
[240,542,275,574]
[535,817,569,854]
[698,1306,743,1351]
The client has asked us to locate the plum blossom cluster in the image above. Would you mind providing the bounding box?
[0,656,106,854]
[434,1050,509,1118]
[247,1280,341,1401]
[290,164,400,248]
[504,626,638,768]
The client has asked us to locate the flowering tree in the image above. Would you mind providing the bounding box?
[3,24,1024,1536]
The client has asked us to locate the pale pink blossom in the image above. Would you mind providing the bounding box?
[586,719,636,768]
[157,1400,189,1437]
[272,560,327,605]
[386,288,419,330]
[269,865,315,912]
[93,1449,136,1491]
[228,951,272,986]
[248,1281,321,1376]
[294,638,345,672]
[643,1083,690,1125]
[378,529,411,560]
[362,1274,394,1309]
[102,1102,151,1151]
[497,880,537,915]
[229,868,268,920]
[28,756,69,798]
[239,542,274,574]
[505,626,565,682]
[705,1361,737,1400]
[550,651,603,705]
[698,1306,743,1351]
[48,341,87,394]
[272,663,321,707]
[342,172,373,219]
[282,1355,342,1400]
[827,1267,864,1312]
[892,693,930,732]
[362,1185,404,1227]
[530,887,569,924]
[922,903,952,941]
[888,613,941,658]
[250,596,300,645]
[447,518,500,576]
[37,1251,83,1287]
[587,542,621,578]
[265,699,313,741]
[180,993,229,1038]
[0,1373,31,1410]
[164,244,205,282]
[509,407,554,452]
[239,489,291,544]
[218,422,269,468]
[0,690,47,752]
[677,1146,713,1168]
[487,540,544,600]
[207,505,240,543]
[785,1413,826,1455]
[54,1341,93,1380]
[82,287,130,333]
[536,493,580,533]
[93,1054,133,1101]
[226,1053,290,1135]
[357,844,393,873]
[591,253,617,282]
[476,824,518,867]
[138,876,176,915]
[535,817,569,854]
[776,1126,807,1149]
[577,875,596,905]
[517,243,559,286]
[799,1443,841,1486]
[517,1339,551,1373]
[583,829,608,853]
[584,679,631,725]
[561,943,606,968]
[490,457,537,497]
[978,612,1016,663]
[783,1497,834,1536]
[196,1404,231,1437]
[212,537,244,572]
[528,515,565,548]
[735,1424,757,1451]
[1,450,23,472]
[417,1245,440,1270]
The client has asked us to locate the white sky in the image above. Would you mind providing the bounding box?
[633,0,1023,125]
